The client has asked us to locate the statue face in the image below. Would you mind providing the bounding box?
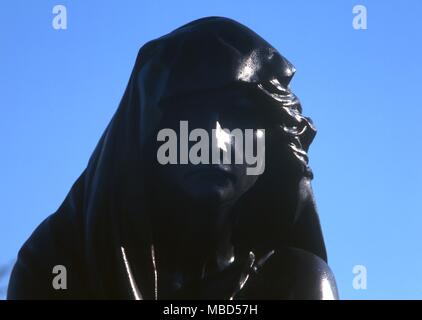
[152,88,266,208]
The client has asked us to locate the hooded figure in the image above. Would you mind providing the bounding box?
[8,17,338,300]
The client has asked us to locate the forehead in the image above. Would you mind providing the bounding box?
[159,85,262,113]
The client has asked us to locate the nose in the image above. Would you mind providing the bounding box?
[205,111,239,164]
[187,110,231,164]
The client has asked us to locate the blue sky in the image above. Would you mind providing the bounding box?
[1,0,421,299]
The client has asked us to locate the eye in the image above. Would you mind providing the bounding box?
[219,108,265,130]
[256,129,265,139]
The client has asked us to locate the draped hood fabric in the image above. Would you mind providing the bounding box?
[8,17,327,300]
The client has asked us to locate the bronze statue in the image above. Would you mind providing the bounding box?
[8,17,338,299]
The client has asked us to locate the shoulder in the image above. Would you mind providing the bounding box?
[281,247,339,299]
[7,212,85,299]
[238,247,339,300]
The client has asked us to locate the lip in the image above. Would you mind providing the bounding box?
[184,165,237,183]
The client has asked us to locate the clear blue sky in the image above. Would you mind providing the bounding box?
[1,0,421,300]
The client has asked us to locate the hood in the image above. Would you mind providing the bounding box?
[8,16,326,300]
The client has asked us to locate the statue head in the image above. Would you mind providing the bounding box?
[133,17,320,256]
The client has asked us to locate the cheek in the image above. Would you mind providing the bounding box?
[231,163,259,193]
[153,162,185,191]
[231,129,265,167]
[243,174,260,190]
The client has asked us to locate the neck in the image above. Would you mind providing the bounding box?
[151,200,235,298]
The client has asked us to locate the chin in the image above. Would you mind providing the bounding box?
[184,184,235,205]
